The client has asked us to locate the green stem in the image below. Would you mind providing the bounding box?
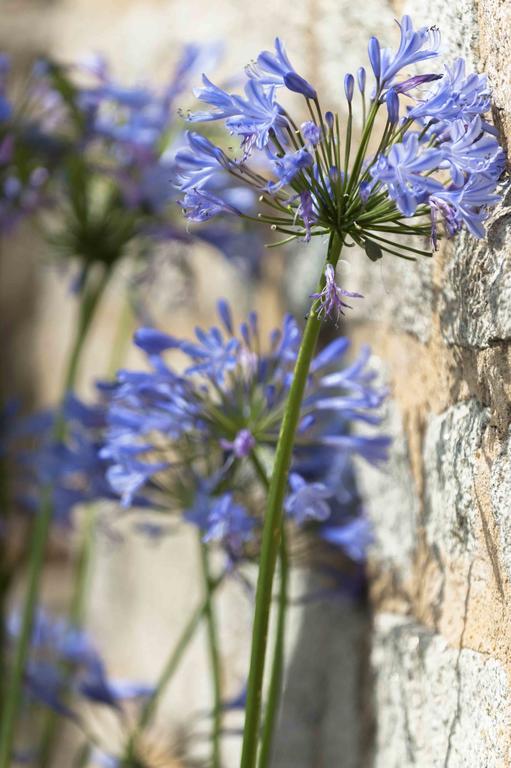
[0,266,110,768]
[257,532,288,768]
[123,573,224,764]
[250,452,289,768]
[63,266,111,395]
[38,506,99,768]
[0,491,52,768]
[70,504,96,626]
[240,232,344,768]
[107,293,134,379]
[199,538,222,768]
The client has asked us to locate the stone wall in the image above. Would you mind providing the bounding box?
[354,1,511,764]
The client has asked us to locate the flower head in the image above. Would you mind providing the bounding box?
[176,22,504,256]
[102,302,388,562]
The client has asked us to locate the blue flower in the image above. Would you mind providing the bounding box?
[103,302,388,554]
[186,491,254,555]
[344,74,355,104]
[220,428,256,458]
[385,88,399,124]
[190,76,288,153]
[267,147,314,193]
[284,473,332,525]
[320,517,372,562]
[203,494,254,551]
[374,16,441,89]
[430,172,501,239]
[180,187,241,222]
[7,395,115,526]
[7,609,152,720]
[183,325,240,383]
[300,120,321,148]
[370,133,443,216]
[246,38,317,99]
[174,131,229,190]
[296,190,316,242]
[439,116,504,185]
[409,58,490,125]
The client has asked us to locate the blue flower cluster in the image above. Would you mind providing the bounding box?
[0,55,49,233]
[6,609,152,745]
[0,44,263,277]
[5,396,115,527]
[101,301,389,563]
[176,16,505,267]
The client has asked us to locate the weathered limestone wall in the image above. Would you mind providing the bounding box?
[353,1,511,764]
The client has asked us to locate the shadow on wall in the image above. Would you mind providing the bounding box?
[273,567,372,768]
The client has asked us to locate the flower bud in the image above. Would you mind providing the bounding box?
[385,88,399,124]
[368,37,381,81]
[344,73,354,103]
[357,66,366,93]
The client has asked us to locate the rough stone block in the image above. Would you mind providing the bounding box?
[355,388,420,578]
[440,184,511,348]
[372,613,511,767]
[423,400,489,557]
[490,427,511,582]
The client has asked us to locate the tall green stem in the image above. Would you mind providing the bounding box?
[250,453,289,768]
[0,265,110,768]
[240,232,343,768]
[199,538,222,768]
[257,532,288,768]
[122,573,224,765]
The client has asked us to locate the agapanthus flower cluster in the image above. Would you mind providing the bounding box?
[101,301,389,564]
[4,395,115,527]
[1,44,263,276]
[0,55,49,233]
[175,16,505,285]
[6,608,152,753]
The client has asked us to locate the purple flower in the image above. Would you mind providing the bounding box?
[190,76,288,153]
[285,473,332,525]
[246,37,317,99]
[186,492,254,554]
[409,58,490,125]
[377,16,441,89]
[174,131,228,190]
[180,187,241,222]
[297,190,316,242]
[320,517,372,562]
[220,429,256,458]
[267,147,313,193]
[311,264,363,321]
[430,172,501,239]
[439,116,504,185]
[300,120,321,148]
[394,73,441,94]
